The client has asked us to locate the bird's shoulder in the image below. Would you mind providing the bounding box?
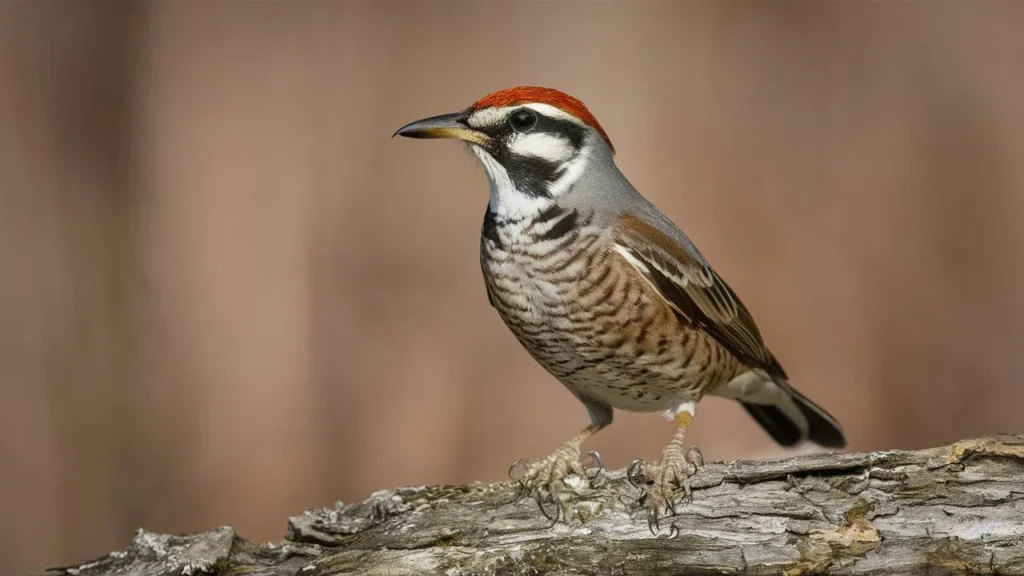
[611,209,787,379]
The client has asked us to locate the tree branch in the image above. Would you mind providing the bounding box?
[45,435,1024,575]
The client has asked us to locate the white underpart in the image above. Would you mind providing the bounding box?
[714,370,785,404]
[471,145,549,219]
[715,370,809,437]
[508,132,574,163]
[661,399,697,423]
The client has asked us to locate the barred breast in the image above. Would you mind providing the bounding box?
[480,205,742,413]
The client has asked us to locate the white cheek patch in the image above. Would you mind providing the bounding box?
[547,145,590,197]
[508,133,574,163]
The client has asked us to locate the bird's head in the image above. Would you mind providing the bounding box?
[395,86,615,215]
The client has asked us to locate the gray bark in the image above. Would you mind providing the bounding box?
[45,435,1024,575]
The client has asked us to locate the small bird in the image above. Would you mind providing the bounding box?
[394,86,846,519]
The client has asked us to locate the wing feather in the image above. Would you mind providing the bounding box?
[616,213,786,379]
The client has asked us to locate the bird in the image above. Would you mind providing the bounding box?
[394,86,846,521]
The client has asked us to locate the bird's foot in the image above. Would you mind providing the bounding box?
[627,445,704,534]
[509,442,603,521]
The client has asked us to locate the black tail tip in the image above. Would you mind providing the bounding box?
[797,397,848,449]
[741,397,848,449]
[807,421,848,449]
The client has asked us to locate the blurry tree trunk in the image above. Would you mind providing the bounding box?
[48,435,1024,575]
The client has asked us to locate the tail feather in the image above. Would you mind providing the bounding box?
[741,383,847,449]
[741,402,803,446]
[793,388,847,448]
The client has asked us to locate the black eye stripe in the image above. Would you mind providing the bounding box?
[535,117,585,150]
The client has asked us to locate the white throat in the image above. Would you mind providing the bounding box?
[471,144,590,221]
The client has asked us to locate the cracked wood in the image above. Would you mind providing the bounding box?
[45,435,1024,575]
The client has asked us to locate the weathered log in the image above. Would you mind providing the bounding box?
[45,435,1024,575]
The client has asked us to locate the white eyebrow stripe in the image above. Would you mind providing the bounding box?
[522,103,586,126]
[467,104,587,128]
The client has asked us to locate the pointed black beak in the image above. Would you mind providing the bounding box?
[393,111,490,146]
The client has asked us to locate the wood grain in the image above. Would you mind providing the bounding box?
[46,435,1024,575]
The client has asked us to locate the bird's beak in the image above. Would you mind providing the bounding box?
[393,112,490,147]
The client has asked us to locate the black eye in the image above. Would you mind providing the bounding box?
[509,108,537,132]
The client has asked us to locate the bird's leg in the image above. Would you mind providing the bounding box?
[517,422,603,489]
[508,400,612,520]
[512,420,608,519]
[632,401,701,530]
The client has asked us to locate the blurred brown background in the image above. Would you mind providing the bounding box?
[3,1,1024,573]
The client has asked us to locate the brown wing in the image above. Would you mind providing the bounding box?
[615,214,786,379]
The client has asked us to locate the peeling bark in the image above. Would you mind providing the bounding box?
[46,436,1024,575]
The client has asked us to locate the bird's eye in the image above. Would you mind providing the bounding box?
[509,109,537,132]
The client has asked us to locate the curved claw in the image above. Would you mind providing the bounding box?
[626,459,646,489]
[583,450,605,481]
[684,445,704,469]
[683,461,698,478]
[667,523,679,539]
[507,459,529,502]
[536,494,561,522]
[508,459,527,482]
[647,508,660,536]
